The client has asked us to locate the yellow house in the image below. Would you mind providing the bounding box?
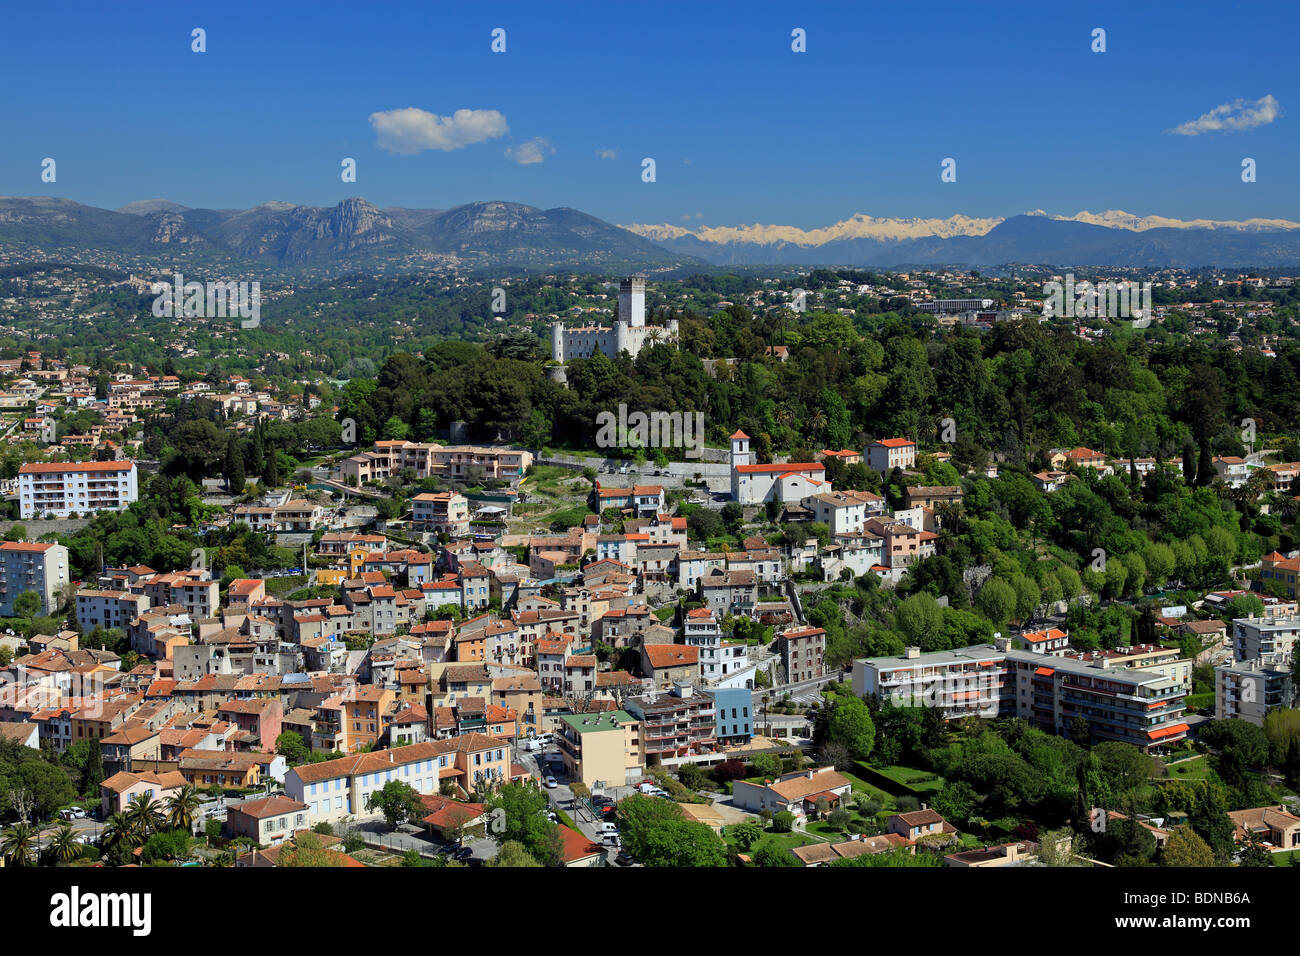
[556,710,643,788]
[316,568,348,587]
[348,547,370,578]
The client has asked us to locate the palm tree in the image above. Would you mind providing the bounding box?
[46,822,79,864]
[166,785,202,833]
[125,794,164,842]
[102,812,134,850]
[1,822,37,867]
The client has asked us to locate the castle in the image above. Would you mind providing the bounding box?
[551,275,679,363]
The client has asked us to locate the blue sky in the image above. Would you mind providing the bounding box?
[2,0,1296,227]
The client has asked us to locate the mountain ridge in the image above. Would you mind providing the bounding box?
[0,196,702,274]
[0,197,1297,272]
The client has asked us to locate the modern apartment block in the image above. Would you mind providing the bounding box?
[555,709,644,787]
[854,642,1190,751]
[1232,615,1300,661]
[914,298,994,313]
[17,460,138,519]
[624,682,719,768]
[1215,655,1294,725]
[1007,651,1188,750]
[853,645,1009,718]
[0,541,70,616]
[703,685,753,746]
[339,441,533,486]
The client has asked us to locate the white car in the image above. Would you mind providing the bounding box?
[544,775,558,789]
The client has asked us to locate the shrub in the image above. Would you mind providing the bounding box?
[772,811,796,833]
[715,759,746,783]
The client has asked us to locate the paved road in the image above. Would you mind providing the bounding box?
[527,744,629,864]
[753,670,846,708]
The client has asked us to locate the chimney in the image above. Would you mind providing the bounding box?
[920,802,928,811]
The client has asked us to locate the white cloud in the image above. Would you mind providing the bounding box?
[369,107,508,154]
[1167,95,1281,135]
[595,148,620,160]
[505,137,555,165]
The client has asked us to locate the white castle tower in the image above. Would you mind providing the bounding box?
[550,274,673,370]
[619,275,646,328]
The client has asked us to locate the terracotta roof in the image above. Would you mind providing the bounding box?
[642,644,698,669]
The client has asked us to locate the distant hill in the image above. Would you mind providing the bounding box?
[0,196,705,274]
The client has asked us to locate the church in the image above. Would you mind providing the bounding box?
[729,430,830,504]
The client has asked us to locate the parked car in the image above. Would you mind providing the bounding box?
[544,775,558,789]
[602,832,621,847]
[599,821,619,835]
[615,850,635,866]
[452,845,473,861]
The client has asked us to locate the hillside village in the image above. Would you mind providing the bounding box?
[0,267,1298,874]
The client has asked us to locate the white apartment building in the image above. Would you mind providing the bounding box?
[1233,615,1300,661]
[1216,654,1294,725]
[75,589,151,635]
[0,541,70,616]
[17,460,139,519]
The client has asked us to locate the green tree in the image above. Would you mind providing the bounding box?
[976,578,1016,628]
[895,593,943,648]
[46,822,80,864]
[487,840,542,867]
[484,782,565,866]
[824,695,876,760]
[12,590,42,618]
[1161,826,1215,867]
[275,731,311,765]
[278,831,348,867]
[0,822,37,866]
[365,779,425,830]
[165,784,202,832]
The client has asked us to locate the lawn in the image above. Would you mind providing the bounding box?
[839,771,899,810]
[1272,850,1298,867]
[1164,757,1214,782]
[871,765,946,796]
[730,827,824,856]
